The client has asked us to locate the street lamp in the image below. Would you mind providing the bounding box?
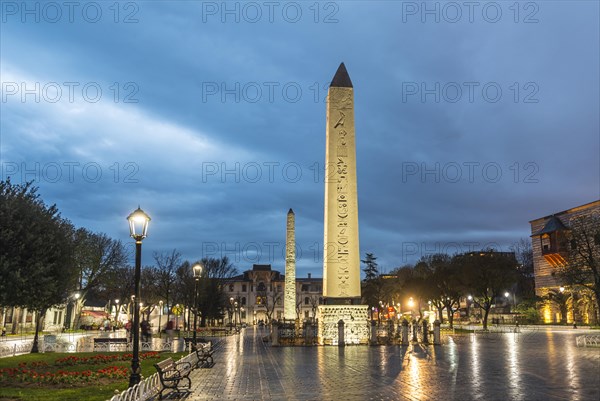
[126,206,151,388]
[192,263,203,349]
[467,295,473,318]
[158,300,163,338]
[114,299,120,325]
[71,292,81,330]
[234,301,239,329]
[229,297,234,331]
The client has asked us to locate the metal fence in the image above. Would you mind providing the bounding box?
[440,324,541,344]
[0,341,34,357]
[576,334,600,347]
[278,320,318,345]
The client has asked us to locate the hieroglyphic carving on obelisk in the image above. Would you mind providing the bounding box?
[284,208,296,319]
[322,63,361,303]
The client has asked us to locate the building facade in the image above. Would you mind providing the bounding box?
[530,200,600,324]
[225,264,323,325]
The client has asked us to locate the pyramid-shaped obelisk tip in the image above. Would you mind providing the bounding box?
[330,62,353,88]
[288,208,294,214]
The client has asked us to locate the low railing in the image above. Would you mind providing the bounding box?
[107,352,198,401]
[0,341,33,357]
[277,320,318,345]
[576,334,600,348]
[107,372,161,401]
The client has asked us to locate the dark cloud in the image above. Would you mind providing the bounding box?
[1,1,598,277]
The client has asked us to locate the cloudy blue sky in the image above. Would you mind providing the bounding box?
[1,0,599,277]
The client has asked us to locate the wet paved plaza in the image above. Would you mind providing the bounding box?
[187,327,600,401]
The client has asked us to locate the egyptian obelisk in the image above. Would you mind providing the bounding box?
[323,63,361,303]
[284,209,296,320]
[318,63,369,345]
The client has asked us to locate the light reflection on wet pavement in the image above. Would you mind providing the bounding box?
[188,327,600,400]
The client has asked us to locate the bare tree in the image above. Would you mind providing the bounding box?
[556,215,600,324]
[71,228,128,325]
[259,287,282,323]
[195,256,238,327]
[308,295,320,322]
[152,250,181,328]
[295,292,302,321]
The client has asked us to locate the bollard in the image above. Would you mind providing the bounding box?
[272,323,279,346]
[387,320,394,342]
[306,323,314,345]
[338,320,345,347]
[370,320,377,344]
[422,320,429,344]
[433,320,441,345]
[401,320,409,345]
[412,320,418,342]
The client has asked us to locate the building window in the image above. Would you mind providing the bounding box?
[257,282,266,292]
[319,297,324,305]
[304,311,309,319]
[277,298,282,305]
[242,284,247,292]
[304,297,309,305]
[301,284,309,292]
[277,285,282,292]
[229,284,234,292]
[256,296,263,305]
[277,311,282,320]
[241,297,246,306]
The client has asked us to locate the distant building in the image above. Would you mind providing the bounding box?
[226,264,323,324]
[530,200,600,323]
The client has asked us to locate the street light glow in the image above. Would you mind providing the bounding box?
[193,263,203,278]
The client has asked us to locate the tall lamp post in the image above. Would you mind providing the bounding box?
[71,292,81,330]
[229,297,234,331]
[234,301,239,329]
[192,263,203,349]
[114,299,120,326]
[127,206,151,388]
[158,300,163,338]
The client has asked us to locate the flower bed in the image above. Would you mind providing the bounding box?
[0,352,160,386]
[55,352,159,366]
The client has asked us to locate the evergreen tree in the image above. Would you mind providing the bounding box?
[0,179,76,352]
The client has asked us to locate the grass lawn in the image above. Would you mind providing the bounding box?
[0,351,187,401]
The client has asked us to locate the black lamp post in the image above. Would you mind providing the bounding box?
[234,301,238,329]
[127,206,150,388]
[192,263,203,349]
[158,300,163,338]
[229,297,234,331]
[114,299,120,326]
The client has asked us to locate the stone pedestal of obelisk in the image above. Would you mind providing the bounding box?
[284,209,296,320]
[318,63,369,345]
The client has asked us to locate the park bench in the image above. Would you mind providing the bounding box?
[192,342,214,368]
[93,337,128,352]
[182,338,214,367]
[154,357,193,399]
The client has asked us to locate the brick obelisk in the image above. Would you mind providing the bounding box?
[284,208,296,320]
[318,63,368,345]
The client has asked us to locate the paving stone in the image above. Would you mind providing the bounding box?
[186,327,600,401]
